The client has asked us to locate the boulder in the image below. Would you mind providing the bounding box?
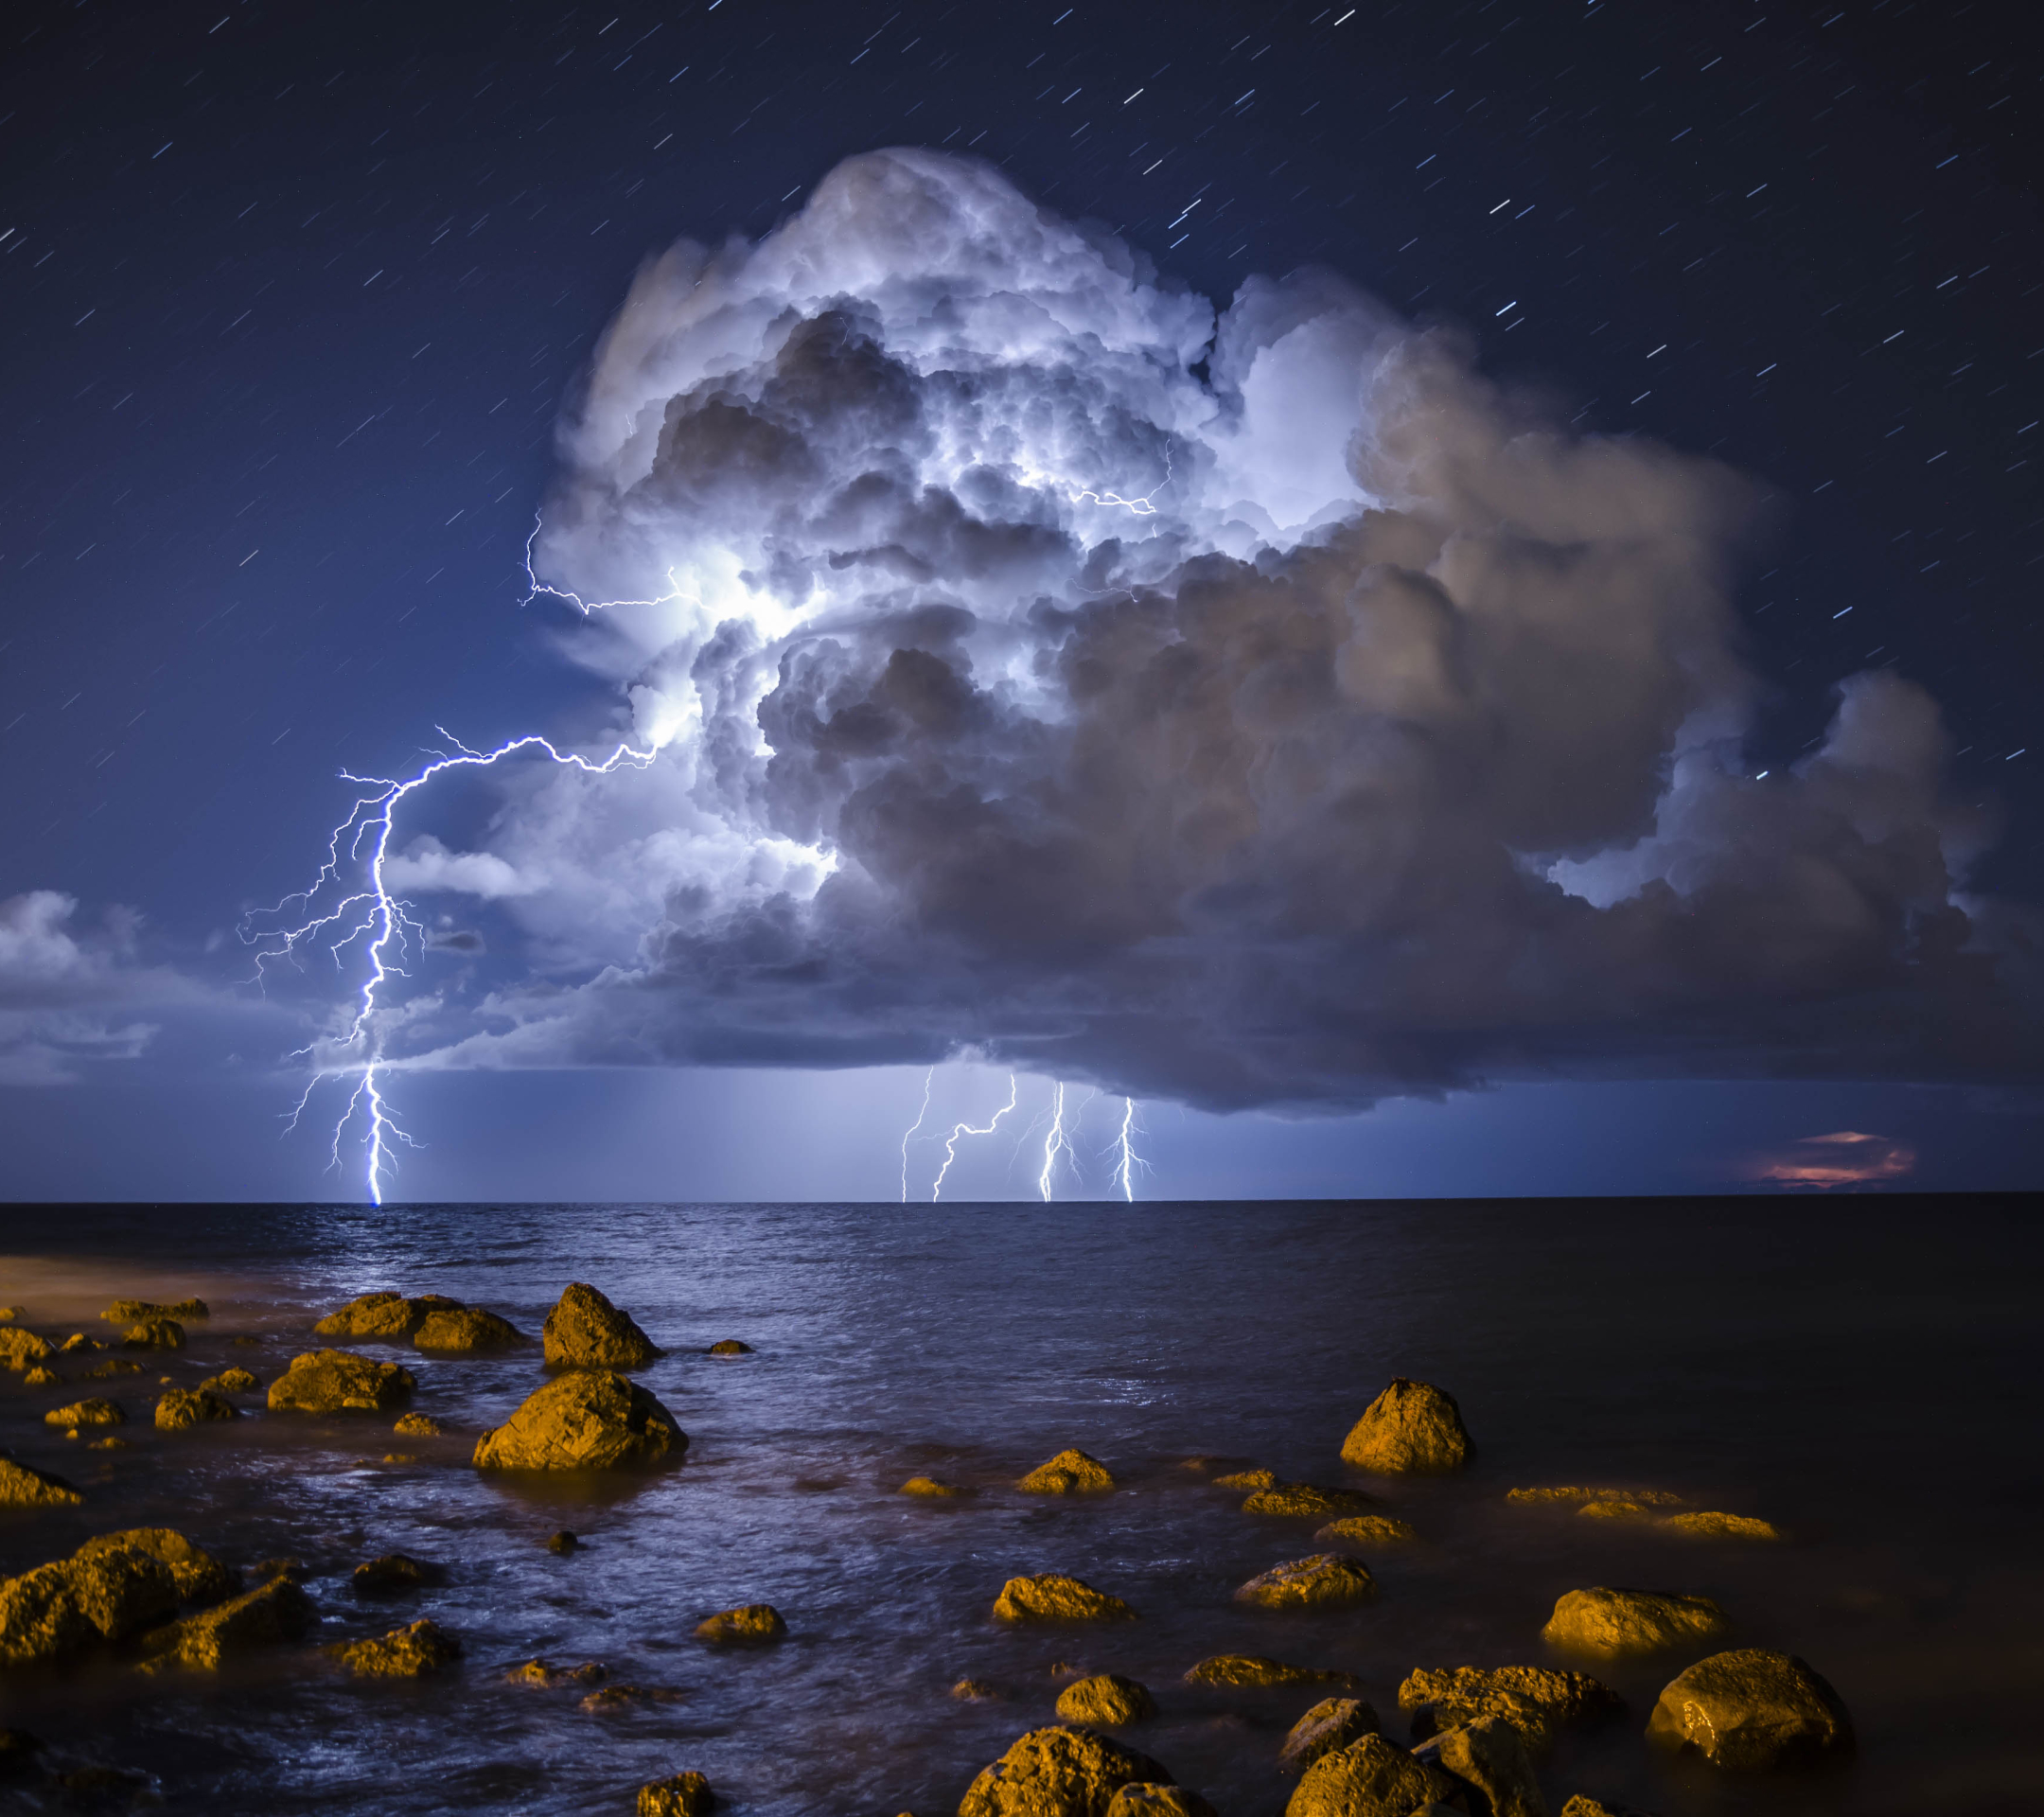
[268,1349,416,1414]
[1243,1484,1378,1519]
[75,1530,237,1604]
[392,1413,443,1437]
[1399,1666,1620,1757]
[315,1292,464,1339]
[958,1725,1173,1817]
[43,1399,126,1429]
[1315,1516,1416,1546]
[1659,1511,1782,1543]
[414,1307,524,1352]
[1234,1555,1376,1612]
[0,1330,53,1371]
[1056,1673,1156,1726]
[57,1333,100,1352]
[155,1388,238,1431]
[1415,1717,1546,1817]
[902,1475,971,1497]
[121,1319,185,1350]
[0,1457,82,1508]
[1105,1791,1215,1817]
[21,1367,60,1387]
[472,1370,683,1470]
[509,1657,607,1686]
[707,1340,753,1355]
[694,1603,785,1643]
[0,1544,180,1667]
[0,1307,20,1321]
[352,1553,442,1594]
[1019,1449,1115,1493]
[1211,1468,1279,1490]
[135,1576,314,1671]
[336,1616,462,1678]
[1285,1734,1459,1817]
[638,1772,716,1817]
[1542,1588,1728,1659]
[994,1575,1137,1623]
[1339,1381,1471,1475]
[1645,1649,1852,1770]
[1280,1699,1382,1772]
[542,1282,662,1369]
[198,1367,261,1393]
[1184,1655,1356,1688]
[103,1297,207,1322]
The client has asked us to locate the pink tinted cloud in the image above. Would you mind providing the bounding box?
[1740,1130,1917,1190]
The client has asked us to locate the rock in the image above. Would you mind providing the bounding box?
[1542,1588,1728,1659]
[121,1319,185,1350]
[43,1400,126,1429]
[154,1388,238,1431]
[547,1529,579,1554]
[955,1677,1002,1701]
[473,1369,683,1470]
[1339,1380,1471,1475]
[1556,1800,1657,1817]
[268,1349,415,1413]
[392,1413,442,1437]
[1577,1500,1656,1523]
[1659,1511,1782,1542]
[0,1330,53,1371]
[694,1603,785,1643]
[352,1553,442,1594]
[707,1339,753,1355]
[20,1367,60,1388]
[0,1456,83,1507]
[135,1576,314,1670]
[1315,1516,1416,1546]
[1056,1673,1156,1726]
[1018,1448,1115,1493]
[638,1772,716,1817]
[315,1292,464,1339]
[75,1529,237,1604]
[510,1656,607,1685]
[1105,1791,1216,1817]
[583,1683,684,1712]
[57,1333,100,1352]
[1415,1717,1546,1817]
[103,1297,207,1322]
[1399,1666,1621,1757]
[252,1558,307,1584]
[199,1367,261,1393]
[414,1307,524,1352]
[1645,1649,1852,1770]
[88,1438,128,1450]
[1234,1555,1377,1611]
[1281,1699,1382,1772]
[902,1475,970,1497]
[1244,1483,1378,1519]
[1285,1734,1459,1817]
[84,1358,142,1378]
[993,1575,1137,1623]
[0,1544,180,1666]
[542,1281,662,1369]
[0,1307,20,1322]
[1184,1655,1356,1688]
[336,1616,462,1678]
[958,1725,1173,1817]
[1211,1468,1279,1490]
[1506,1487,1683,1508]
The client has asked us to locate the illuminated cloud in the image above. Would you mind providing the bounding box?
[0,890,167,1085]
[1740,1130,1917,1190]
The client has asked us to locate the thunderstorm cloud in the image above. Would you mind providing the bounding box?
[387,148,2036,1107]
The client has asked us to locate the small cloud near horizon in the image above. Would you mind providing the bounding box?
[1739,1130,1917,1190]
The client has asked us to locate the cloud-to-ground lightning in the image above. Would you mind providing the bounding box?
[929,1072,1018,1201]
[1037,1079,1074,1200]
[1112,1096,1149,1202]
[899,1066,934,1203]
[248,729,652,1205]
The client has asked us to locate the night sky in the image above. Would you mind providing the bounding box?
[3,0,2040,1202]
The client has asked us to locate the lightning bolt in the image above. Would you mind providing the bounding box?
[1112,1096,1149,1202]
[930,1072,1018,1201]
[520,517,684,618]
[899,1066,935,1204]
[1036,1080,1074,1201]
[247,728,654,1205]
[1074,444,1173,517]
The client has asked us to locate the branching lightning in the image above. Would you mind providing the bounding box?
[899,1066,934,1204]
[929,1072,1018,1201]
[1074,444,1173,517]
[1112,1096,1149,1202]
[1036,1080,1074,1201]
[520,518,683,618]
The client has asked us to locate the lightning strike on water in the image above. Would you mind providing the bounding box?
[249,729,654,1205]
[899,1066,935,1204]
[1036,1079,1074,1201]
[1112,1096,1149,1202]
[930,1072,1018,1201]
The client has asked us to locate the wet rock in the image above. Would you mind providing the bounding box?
[694,1603,785,1643]
[268,1349,416,1414]
[958,1725,1173,1817]
[1183,1655,1356,1688]
[0,1329,53,1371]
[335,1616,462,1678]
[0,1544,180,1667]
[1506,1487,1683,1508]
[1285,1734,1459,1817]
[1645,1648,1853,1770]
[707,1339,753,1355]
[637,1771,716,1817]
[104,1298,207,1323]
[1557,1799,1657,1817]
[582,1682,684,1712]
[1056,1673,1156,1726]
[1211,1468,1279,1490]
[135,1577,315,1671]
[75,1530,237,1604]
[510,1656,607,1686]
[1577,1500,1656,1523]
[1234,1555,1377,1612]
[120,1320,185,1350]
[472,1369,683,1470]
[1280,1699,1382,1773]
[352,1553,442,1595]
[21,1367,61,1387]
[315,1292,463,1339]
[0,1456,83,1508]
[542,1281,662,1370]
[544,1529,580,1556]
[154,1388,238,1431]
[1542,1588,1728,1659]
[83,1358,142,1379]
[1399,1666,1621,1757]
[1659,1511,1782,1543]
[1018,1448,1115,1493]
[902,1475,970,1497]
[199,1367,260,1393]
[1415,1716,1545,1817]
[392,1413,442,1437]
[1243,1484,1378,1519]
[414,1307,524,1352]
[58,1334,101,1353]
[87,1438,128,1451]
[1105,1790,1215,1817]
[1315,1516,1416,1546]
[0,1307,21,1322]
[954,1677,1003,1702]
[43,1400,126,1429]
[994,1575,1137,1623]
[1339,1380,1471,1475]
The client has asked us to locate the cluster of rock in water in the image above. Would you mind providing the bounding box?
[1,1297,1853,1815]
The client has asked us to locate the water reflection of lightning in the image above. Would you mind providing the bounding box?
[899,1067,935,1204]
[1112,1097,1149,1202]
[1036,1080,1074,1201]
[249,729,654,1206]
[930,1072,1018,1201]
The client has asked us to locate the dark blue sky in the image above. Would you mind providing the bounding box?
[2,0,2039,1201]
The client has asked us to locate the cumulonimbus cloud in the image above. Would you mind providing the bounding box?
[387,147,2036,1107]
[0,890,169,1085]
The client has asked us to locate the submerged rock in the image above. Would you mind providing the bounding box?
[315,1292,463,1339]
[1105,1790,1215,1817]
[0,1330,53,1371]
[0,1457,83,1508]
[268,1349,416,1414]
[1211,1468,1279,1490]
[1018,1449,1116,1494]
[954,1677,1003,1702]
[707,1339,753,1355]
[1233,1555,1377,1612]
[638,1771,716,1817]
[583,1682,684,1712]
[1557,1799,1657,1817]
[1542,1588,1729,1659]
[1399,1666,1621,1757]
[154,1388,238,1431]
[1415,1716,1545,1817]
[510,1657,607,1686]
[1280,1699,1381,1772]
[695,1603,785,1644]
[43,1400,126,1429]
[1339,1380,1471,1475]
[542,1282,662,1370]
[103,1297,207,1323]
[336,1616,462,1678]
[546,1529,579,1555]
[136,1576,315,1671]
[472,1370,683,1470]
[1315,1516,1416,1546]
[0,1544,180,1667]
[1243,1484,1378,1519]
[1183,1655,1357,1688]
[1056,1673,1156,1726]
[1646,1649,1852,1770]
[414,1307,524,1352]
[20,1367,60,1388]
[1506,1487,1684,1508]
[83,1358,143,1379]
[76,1530,238,1604]
[1659,1511,1783,1543]
[958,1725,1173,1817]
[993,1575,1137,1623]
[1284,1734,1458,1817]
[121,1319,185,1350]
[198,1367,261,1393]
[902,1475,971,1497]
[1577,1500,1656,1523]
[392,1413,443,1438]
[352,1553,443,1595]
